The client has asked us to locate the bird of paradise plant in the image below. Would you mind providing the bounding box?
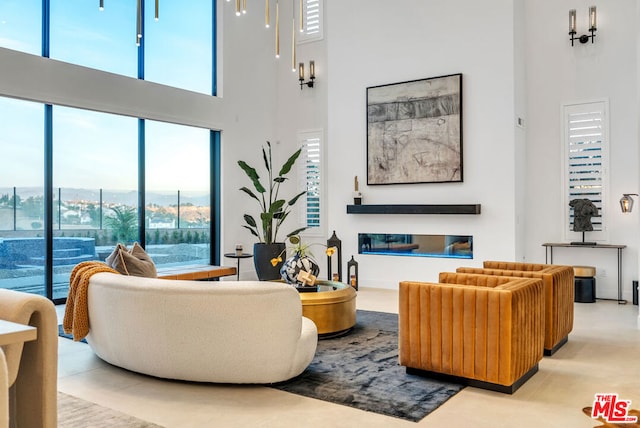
[238,141,307,244]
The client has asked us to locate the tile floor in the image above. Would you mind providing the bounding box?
[57,288,640,428]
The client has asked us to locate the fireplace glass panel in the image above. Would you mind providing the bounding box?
[358,233,472,259]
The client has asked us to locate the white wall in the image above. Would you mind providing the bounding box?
[324,0,520,288]
[220,0,328,279]
[514,0,528,262]
[223,0,640,306]
[217,0,280,276]
[523,0,639,301]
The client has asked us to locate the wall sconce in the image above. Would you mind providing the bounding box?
[569,6,597,46]
[620,194,638,213]
[298,60,315,89]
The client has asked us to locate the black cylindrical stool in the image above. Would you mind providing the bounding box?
[573,266,596,303]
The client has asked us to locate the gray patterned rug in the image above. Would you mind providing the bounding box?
[58,310,463,423]
[270,310,465,422]
[58,392,163,427]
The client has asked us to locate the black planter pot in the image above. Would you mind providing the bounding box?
[253,242,286,281]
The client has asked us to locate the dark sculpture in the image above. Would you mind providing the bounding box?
[570,198,599,232]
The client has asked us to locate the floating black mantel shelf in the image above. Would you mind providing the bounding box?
[346,204,481,215]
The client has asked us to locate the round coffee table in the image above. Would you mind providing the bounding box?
[299,280,357,338]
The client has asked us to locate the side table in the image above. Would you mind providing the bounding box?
[223,253,253,280]
[0,319,36,346]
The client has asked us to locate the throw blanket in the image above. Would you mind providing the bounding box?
[63,261,119,341]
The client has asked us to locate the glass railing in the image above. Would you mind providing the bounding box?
[0,186,210,299]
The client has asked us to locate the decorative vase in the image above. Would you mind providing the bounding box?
[280,252,320,286]
[253,242,286,281]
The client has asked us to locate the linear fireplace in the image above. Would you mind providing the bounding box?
[358,233,473,259]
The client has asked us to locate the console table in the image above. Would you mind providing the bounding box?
[542,243,627,304]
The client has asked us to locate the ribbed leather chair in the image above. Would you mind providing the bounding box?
[399,273,544,393]
[457,261,574,355]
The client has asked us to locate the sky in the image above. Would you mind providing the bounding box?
[0,0,212,192]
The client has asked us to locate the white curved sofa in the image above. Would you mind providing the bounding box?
[85,273,318,384]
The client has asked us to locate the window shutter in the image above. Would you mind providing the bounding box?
[298,130,323,234]
[298,0,323,43]
[563,101,609,240]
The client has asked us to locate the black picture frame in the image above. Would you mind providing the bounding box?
[366,73,463,185]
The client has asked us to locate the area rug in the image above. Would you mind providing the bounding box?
[58,391,163,427]
[58,325,87,343]
[270,310,464,422]
[57,310,464,422]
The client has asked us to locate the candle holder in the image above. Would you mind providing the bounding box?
[347,255,359,290]
[327,230,343,282]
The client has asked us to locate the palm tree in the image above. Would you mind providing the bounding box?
[105,206,138,243]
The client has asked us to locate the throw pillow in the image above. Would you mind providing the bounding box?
[104,243,127,269]
[105,242,157,278]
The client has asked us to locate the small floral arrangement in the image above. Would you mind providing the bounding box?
[271,235,336,267]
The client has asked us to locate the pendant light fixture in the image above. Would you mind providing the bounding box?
[229,0,309,68]
[299,0,303,33]
[265,0,270,28]
[100,0,158,46]
[291,3,296,71]
[275,0,280,58]
[136,0,142,46]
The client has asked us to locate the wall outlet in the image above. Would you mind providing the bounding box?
[599,269,607,278]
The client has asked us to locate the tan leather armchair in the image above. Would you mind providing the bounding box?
[0,350,8,428]
[457,261,574,355]
[0,289,57,428]
[399,273,544,393]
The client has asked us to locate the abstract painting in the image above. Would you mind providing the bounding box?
[367,74,463,185]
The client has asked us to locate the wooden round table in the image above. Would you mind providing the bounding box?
[299,280,357,338]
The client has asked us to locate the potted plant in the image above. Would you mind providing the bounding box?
[238,141,307,280]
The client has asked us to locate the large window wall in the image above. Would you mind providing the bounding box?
[0,0,214,95]
[0,2,218,302]
[50,0,137,77]
[144,121,212,266]
[0,99,219,302]
[0,98,45,296]
[0,0,41,55]
[144,0,213,93]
